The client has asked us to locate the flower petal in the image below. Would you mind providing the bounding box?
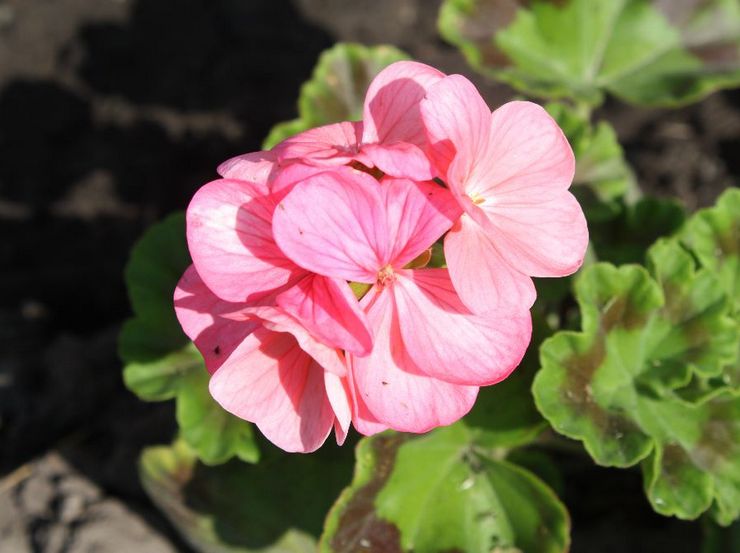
[351,287,478,433]
[187,178,305,302]
[209,328,335,453]
[420,74,492,187]
[324,371,352,445]
[174,265,257,374]
[362,61,444,146]
[393,269,531,386]
[272,168,387,282]
[468,100,575,202]
[360,142,435,180]
[444,214,537,311]
[381,177,461,267]
[481,190,588,277]
[274,121,363,165]
[217,150,277,183]
[276,274,372,356]
[230,304,348,377]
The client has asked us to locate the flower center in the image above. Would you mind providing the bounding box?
[469,192,486,205]
[376,265,396,287]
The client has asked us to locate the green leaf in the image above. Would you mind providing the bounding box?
[263,42,409,146]
[533,254,739,521]
[546,102,637,223]
[439,0,740,107]
[680,188,740,315]
[120,213,259,465]
[320,425,570,553]
[140,438,354,553]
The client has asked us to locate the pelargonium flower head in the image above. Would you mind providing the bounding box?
[272,167,532,434]
[273,61,445,181]
[420,74,588,312]
[184,165,372,356]
[174,266,351,452]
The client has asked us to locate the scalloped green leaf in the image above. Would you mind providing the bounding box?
[320,425,569,553]
[546,102,637,222]
[439,0,740,107]
[120,213,259,465]
[140,439,353,553]
[533,253,739,521]
[263,43,409,148]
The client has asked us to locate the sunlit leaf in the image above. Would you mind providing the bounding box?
[140,439,353,553]
[533,246,739,521]
[439,0,740,107]
[320,425,569,553]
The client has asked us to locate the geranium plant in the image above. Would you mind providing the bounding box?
[121,1,740,551]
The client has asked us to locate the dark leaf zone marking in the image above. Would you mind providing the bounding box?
[330,434,405,553]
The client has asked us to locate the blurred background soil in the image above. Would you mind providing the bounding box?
[0,1,737,551]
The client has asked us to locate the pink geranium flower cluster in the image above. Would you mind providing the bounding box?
[174,61,588,453]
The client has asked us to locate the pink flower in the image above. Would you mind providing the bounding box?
[272,167,532,434]
[420,74,589,312]
[174,266,351,453]
[184,165,372,356]
[272,61,445,180]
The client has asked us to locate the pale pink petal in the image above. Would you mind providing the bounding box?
[346,360,389,437]
[480,190,588,277]
[228,305,348,377]
[420,74,492,187]
[174,265,257,374]
[351,287,478,433]
[359,142,435,180]
[274,121,363,165]
[272,168,387,282]
[362,61,445,146]
[393,269,531,386]
[324,371,352,445]
[187,178,305,302]
[276,274,372,356]
[217,150,276,183]
[381,177,461,267]
[444,214,537,311]
[466,101,575,202]
[209,328,334,453]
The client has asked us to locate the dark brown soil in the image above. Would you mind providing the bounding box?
[0,1,736,552]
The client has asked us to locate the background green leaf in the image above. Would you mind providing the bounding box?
[120,213,259,465]
[320,425,570,553]
[263,43,409,149]
[439,0,740,107]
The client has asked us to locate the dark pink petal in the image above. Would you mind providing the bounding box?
[217,150,277,183]
[209,328,334,453]
[351,287,478,433]
[420,74,491,186]
[274,121,363,165]
[272,168,387,282]
[444,214,537,312]
[480,190,589,277]
[381,177,461,268]
[362,61,445,146]
[269,162,331,198]
[393,269,531,386]
[360,142,435,180]
[173,265,258,374]
[187,178,305,303]
[276,274,372,356]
